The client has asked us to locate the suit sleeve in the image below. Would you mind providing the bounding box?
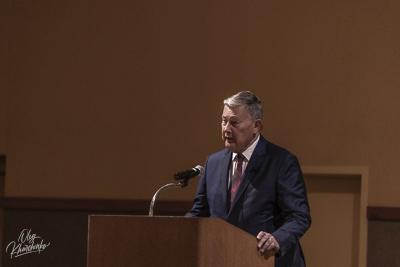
[185,156,211,217]
[272,153,311,257]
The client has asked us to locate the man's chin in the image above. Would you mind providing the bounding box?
[224,142,236,151]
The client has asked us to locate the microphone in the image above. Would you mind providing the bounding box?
[174,165,204,181]
[149,165,204,216]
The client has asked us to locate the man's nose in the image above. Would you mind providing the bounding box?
[224,123,232,132]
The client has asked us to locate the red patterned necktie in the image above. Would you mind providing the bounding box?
[230,154,244,209]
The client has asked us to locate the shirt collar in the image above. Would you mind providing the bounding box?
[232,134,260,162]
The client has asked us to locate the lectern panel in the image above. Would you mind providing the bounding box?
[87,215,274,267]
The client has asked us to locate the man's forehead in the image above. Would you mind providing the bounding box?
[222,105,249,118]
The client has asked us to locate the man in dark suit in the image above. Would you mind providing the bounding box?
[186,91,311,267]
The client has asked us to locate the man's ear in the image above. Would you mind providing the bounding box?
[254,119,262,132]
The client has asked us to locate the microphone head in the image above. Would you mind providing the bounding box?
[194,165,205,176]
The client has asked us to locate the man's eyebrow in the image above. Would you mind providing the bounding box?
[222,115,240,120]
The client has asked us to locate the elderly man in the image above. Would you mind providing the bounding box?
[186,91,311,267]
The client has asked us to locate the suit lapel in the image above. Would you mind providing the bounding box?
[228,136,268,215]
[220,149,232,217]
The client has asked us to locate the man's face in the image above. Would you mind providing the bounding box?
[221,105,261,154]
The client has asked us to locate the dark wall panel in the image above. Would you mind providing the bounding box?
[2,209,151,267]
[367,220,400,267]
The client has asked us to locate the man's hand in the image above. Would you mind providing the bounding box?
[257,231,280,253]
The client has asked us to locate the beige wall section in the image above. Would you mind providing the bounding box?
[0,87,5,155]
[1,1,400,206]
[301,166,369,267]
[0,1,7,155]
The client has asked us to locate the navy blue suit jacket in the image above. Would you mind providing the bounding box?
[186,135,311,267]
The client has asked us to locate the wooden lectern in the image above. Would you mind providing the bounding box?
[87,215,274,267]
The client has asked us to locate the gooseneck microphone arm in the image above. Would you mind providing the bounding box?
[148,182,186,216]
[148,165,204,216]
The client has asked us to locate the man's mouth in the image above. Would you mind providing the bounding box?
[225,137,234,142]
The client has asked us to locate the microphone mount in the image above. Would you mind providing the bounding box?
[148,182,186,216]
[148,165,204,216]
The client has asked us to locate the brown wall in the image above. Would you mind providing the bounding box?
[1,1,400,206]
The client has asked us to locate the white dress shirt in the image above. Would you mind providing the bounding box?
[228,134,260,189]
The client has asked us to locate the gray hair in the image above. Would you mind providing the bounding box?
[223,91,263,121]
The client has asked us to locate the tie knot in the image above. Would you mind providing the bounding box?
[237,154,244,164]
